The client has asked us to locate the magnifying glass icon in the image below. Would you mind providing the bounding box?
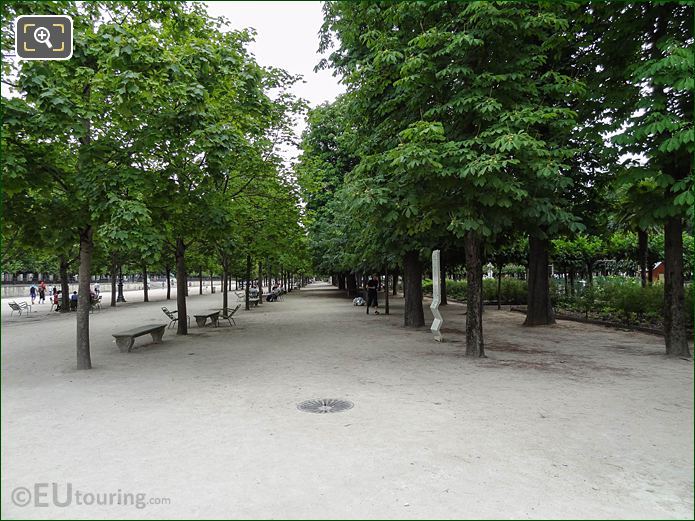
[34,26,53,49]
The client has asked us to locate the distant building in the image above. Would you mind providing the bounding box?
[652,261,665,281]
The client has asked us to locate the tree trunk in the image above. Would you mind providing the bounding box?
[175,238,188,335]
[346,272,357,297]
[166,266,171,300]
[569,270,575,297]
[107,257,116,307]
[440,263,448,306]
[245,253,251,311]
[143,263,149,302]
[497,263,503,310]
[257,261,263,305]
[464,231,484,356]
[403,250,425,328]
[76,226,93,370]
[392,268,399,295]
[384,266,390,315]
[222,267,229,315]
[199,269,203,295]
[524,236,556,326]
[586,262,593,286]
[638,229,648,288]
[60,256,71,312]
[663,217,689,356]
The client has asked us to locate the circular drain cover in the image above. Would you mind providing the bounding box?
[297,398,354,414]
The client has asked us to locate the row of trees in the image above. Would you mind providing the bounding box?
[2,2,310,369]
[297,2,693,356]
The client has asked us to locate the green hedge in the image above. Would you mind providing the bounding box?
[557,278,694,322]
[423,278,527,304]
[423,277,694,325]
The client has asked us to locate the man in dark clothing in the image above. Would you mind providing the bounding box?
[366,274,380,315]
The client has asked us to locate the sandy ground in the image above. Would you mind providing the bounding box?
[1,282,693,520]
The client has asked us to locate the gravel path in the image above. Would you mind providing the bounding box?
[2,282,692,519]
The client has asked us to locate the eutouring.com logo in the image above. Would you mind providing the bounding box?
[11,483,171,509]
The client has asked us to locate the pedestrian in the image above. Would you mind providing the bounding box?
[365,274,380,315]
[70,291,78,311]
[29,284,37,305]
[38,280,46,304]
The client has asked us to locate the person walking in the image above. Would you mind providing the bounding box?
[366,274,380,315]
[38,280,46,304]
[29,284,37,305]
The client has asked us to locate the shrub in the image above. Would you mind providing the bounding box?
[423,277,693,327]
[423,278,526,304]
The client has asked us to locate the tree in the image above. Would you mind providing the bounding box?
[7,2,181,368]
[320,2,585,351]
[605,3,693,356]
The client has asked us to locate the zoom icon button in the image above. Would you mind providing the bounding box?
[16,15,73,60]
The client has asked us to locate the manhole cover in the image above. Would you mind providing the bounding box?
[297,398,354,414]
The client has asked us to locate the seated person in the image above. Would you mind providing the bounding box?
[249,285,259,299]
[266,284,279,302]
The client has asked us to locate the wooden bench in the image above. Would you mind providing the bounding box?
[194,311,220,327]
[112,324,166,353]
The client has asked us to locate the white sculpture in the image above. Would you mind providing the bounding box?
[431,249,443,342]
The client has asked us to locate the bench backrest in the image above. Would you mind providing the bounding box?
[161,307,176,320]
[8,302,21,311]
[225,304,241,317]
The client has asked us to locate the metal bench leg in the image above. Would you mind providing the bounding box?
[115,337,134,353]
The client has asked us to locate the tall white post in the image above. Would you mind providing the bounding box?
[431,249,443,342]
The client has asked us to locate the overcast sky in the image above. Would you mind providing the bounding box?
[205,1,345,160]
